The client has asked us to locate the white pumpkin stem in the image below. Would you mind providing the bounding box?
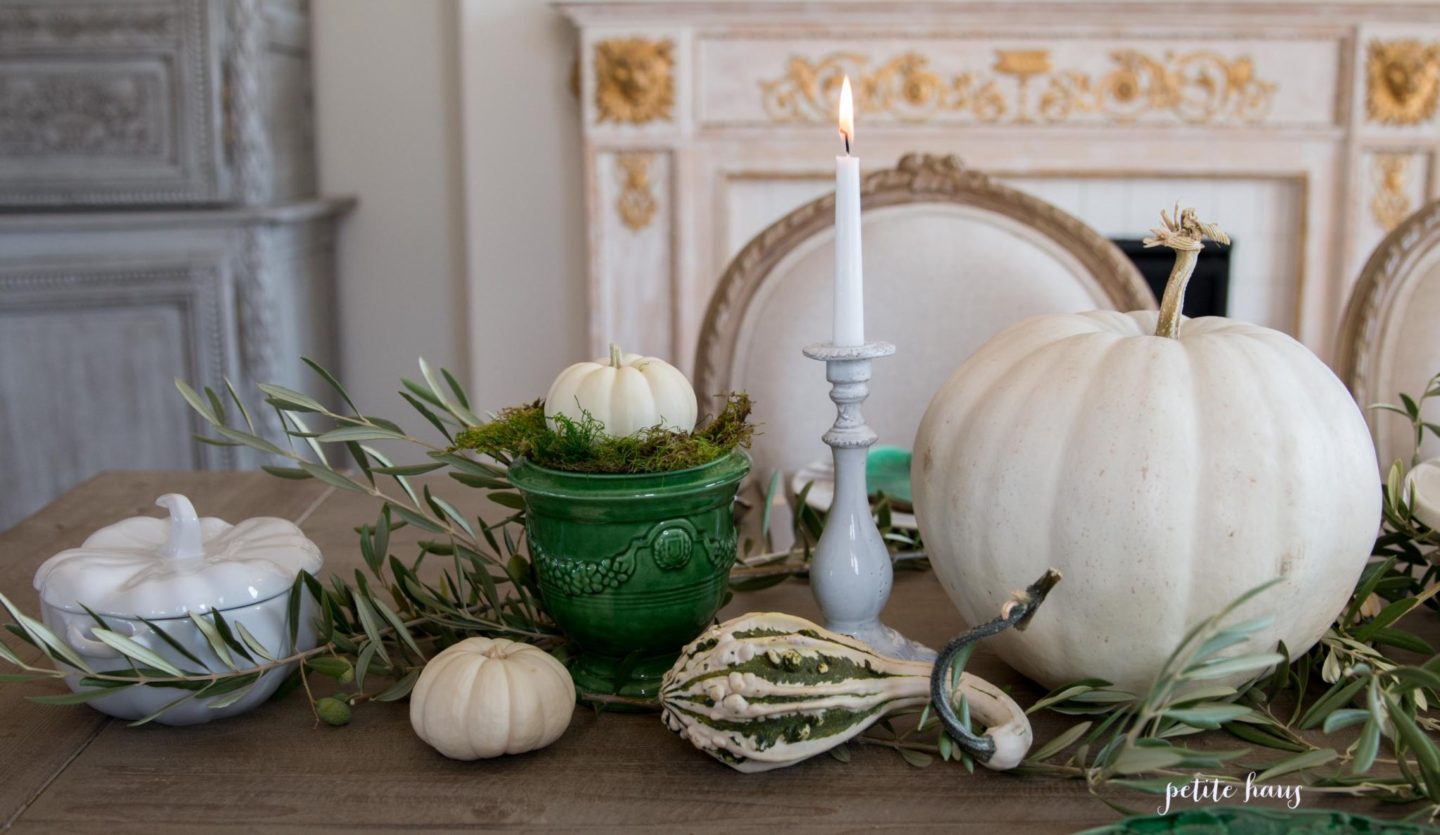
[1144,204,1230,340]
[608,342,623,368]
[156,493,205,560]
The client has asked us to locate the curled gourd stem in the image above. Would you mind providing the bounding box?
[930,569,1062,769]
[1144,204,1229,340]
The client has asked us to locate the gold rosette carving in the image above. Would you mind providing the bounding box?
[615,152,658,231]
[1366,39,1440,126]
[1370,154,1413,231]
[594,37,674,124]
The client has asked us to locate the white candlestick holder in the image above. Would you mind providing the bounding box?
[803,340,935,661]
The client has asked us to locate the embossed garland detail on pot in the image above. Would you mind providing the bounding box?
[509,452,749,699]
[912,208,1382,693]
[530,519,739,596]
[31,494,323,725]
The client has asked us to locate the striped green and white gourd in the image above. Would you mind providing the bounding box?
[659,612,1032,773]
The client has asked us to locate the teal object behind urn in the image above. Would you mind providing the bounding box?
[508,451,750,698]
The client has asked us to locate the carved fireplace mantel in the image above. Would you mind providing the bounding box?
[559,0,1440,371]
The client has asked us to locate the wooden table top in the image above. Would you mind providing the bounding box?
[0,472,1417,834]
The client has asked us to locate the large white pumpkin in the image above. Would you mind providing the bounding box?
[912,209,1382,693]
[545,344,697,437]
[409,637,575,760]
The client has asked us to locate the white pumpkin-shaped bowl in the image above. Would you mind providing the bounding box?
[545,343,697,437]
[32,494,323,725]
[410,637,575,760]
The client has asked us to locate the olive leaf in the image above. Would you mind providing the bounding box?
[1019,373,1440,813]
[89,630,188,678]
[2,358,1435,821]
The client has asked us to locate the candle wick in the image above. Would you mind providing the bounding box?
[844,134,850,155]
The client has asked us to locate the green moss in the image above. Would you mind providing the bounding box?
[454,393,754,475]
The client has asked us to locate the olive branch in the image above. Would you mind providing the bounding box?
[0,358,892,726]
[990,374,1440,817]
[818,375,1440,821]
[0,358,567,725]
[1,358,1436,823]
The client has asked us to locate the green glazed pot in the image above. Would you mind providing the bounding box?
[508,451,750,698]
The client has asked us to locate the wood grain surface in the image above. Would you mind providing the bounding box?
[0,472,1420,833]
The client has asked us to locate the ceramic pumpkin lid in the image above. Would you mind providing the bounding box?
[33,494,323,620]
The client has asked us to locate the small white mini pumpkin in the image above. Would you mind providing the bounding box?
[409,637,575,760]
[545,343,697,437]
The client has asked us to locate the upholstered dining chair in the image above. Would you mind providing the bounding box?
[1337,197,1440,470]
[694,153,1156,483]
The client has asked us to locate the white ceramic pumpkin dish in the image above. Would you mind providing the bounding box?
[410,636,576,760]
[913,210,1382,693]
[545,344,697,437]
[32,494,323,725]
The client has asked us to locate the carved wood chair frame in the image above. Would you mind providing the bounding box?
[1336,196,1440,445]
[693,153,1156,397]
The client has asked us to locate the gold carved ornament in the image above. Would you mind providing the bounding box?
[1367,39,1440,126]
[615,152,657,231]
[1370,154,1414,232]
[594,37,674,124]
[760,48,1276,126]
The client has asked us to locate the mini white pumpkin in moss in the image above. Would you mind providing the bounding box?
[409,637,575,760]
[545,344,697,437]
[913,207,1381,693]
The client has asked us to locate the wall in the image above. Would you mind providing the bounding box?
[310,0,472,412]
[310,0,587,418]
[459,0,588,408]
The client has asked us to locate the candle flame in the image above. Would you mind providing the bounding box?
[838,75,854,153]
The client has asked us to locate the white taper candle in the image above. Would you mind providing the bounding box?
[833,76,863,347]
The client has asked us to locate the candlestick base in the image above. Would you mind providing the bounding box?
[803,340,935,663]
[838,621,937,662]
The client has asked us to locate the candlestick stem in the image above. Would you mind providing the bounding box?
[803,341,935,661]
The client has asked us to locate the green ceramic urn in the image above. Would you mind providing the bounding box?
[508,451,750,698]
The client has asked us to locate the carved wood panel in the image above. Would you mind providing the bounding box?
[563,3,1440,370]
[0,0,317,206]
[0,0,220,204]
[0,260,236,529]
[0,199,349,530]
[590,149,673,359]
[700,37,1336,129]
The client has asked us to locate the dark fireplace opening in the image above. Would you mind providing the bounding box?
[1112,238,1233,318]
